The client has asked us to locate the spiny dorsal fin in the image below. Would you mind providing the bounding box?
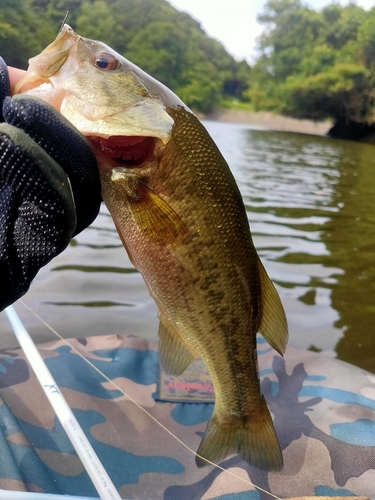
[257,258,288,355]
[158,314,196,376]
[129,182,189,245]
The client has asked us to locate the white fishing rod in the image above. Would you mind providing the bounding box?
[0,492,98,499]
[3,305,124,500]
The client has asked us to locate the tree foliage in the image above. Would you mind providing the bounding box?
[250,0,375,127]
[3,0,375,125]
[0,0,251,112]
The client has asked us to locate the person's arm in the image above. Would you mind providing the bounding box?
[0,58,102,311]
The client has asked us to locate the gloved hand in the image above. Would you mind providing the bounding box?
[0,57,102,311]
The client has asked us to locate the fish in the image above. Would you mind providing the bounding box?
[14,25,288,470]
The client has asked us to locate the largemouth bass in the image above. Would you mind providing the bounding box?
[15,25,288,470]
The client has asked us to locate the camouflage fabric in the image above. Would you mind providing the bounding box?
[0,333,374,499]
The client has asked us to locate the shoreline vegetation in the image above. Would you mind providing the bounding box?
[201,109,332,136]
[3,1,375,139]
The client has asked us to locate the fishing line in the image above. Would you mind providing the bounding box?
[58,11,70,33]
[4,305,122,500]
[17,299,282,500]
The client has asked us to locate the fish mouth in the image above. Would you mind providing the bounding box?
[88,135,155,168]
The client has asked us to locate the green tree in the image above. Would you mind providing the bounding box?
[281,63,372,121]
[322,3,367,50]
[124,19,228,112]
[0,0,44,67]
[257,0,323,81]
[356,8,375,71]
[76,0,118,46]
[251,0,375,133]
[0,0,250,112]
[125,21,188,90]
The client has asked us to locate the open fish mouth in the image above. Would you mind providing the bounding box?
[88,135,156,168]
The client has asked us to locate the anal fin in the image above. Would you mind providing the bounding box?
[158,314,196,376]
[257,258,288,355]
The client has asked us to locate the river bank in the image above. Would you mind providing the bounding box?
[202,109,332,136]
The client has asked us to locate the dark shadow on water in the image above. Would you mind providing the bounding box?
[239,129,375,372]
[51,265,139,274]
[43,301,135,308]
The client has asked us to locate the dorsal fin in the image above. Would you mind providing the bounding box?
[257,258,288,355]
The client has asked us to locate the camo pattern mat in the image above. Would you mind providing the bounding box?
[0,333,374,499]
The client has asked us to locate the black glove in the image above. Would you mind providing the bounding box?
[0,57,102,311]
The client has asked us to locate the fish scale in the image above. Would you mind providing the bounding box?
[15,24,288,470]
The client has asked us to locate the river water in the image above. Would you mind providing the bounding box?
[1,120,375,373]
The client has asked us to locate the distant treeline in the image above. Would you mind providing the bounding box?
[0,0,251,112]
[252,0,375,137]
[2,0,375,133]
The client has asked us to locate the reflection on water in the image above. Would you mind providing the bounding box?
[1,121,375,372]
[208,123,346,358]
[0,209,160,346]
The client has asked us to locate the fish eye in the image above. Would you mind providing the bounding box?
[94,52,118,71]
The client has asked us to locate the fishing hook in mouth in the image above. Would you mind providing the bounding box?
[58,11,70,33]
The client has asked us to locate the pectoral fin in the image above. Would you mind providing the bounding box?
[257,258,288,355]
[158,314,196,376]
[129,182,188,244]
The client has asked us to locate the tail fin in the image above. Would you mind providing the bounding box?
[195,396,283,470]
